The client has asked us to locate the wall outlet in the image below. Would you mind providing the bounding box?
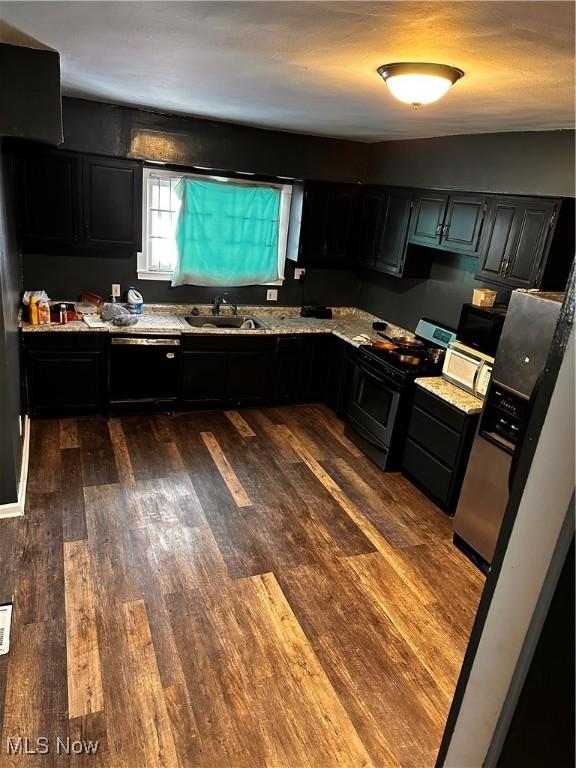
[266,289,278,301]
[294,268,306,280]
[111,284,121,298]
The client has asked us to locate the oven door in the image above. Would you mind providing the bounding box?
[347,358,402,449]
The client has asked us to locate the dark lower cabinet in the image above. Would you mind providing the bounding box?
[181,351,228,404]
[23,333,107,415]
[274,336,306,401]
[401,386,479,514]
[181,336,275,406]
[23,331,354,416]
[325,336,357,415]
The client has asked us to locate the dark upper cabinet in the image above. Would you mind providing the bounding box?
[476,196,564,289]
[15,145,143,252]
[375,188,414,275]
[409,190,488,255]
[408,191,449,247]
[440,193,488,254]
[356,187,386,269]
[298,182,359,268]
[356,187,431,279]
[83,156,142,249]
[17,149,81,248]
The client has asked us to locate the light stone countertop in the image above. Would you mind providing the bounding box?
[20,305,410,346]
[415,377,484,415]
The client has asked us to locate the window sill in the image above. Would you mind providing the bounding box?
[137,270,173,281]
[137,270,284,287]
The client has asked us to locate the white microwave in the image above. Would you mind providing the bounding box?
[442,341,494,399]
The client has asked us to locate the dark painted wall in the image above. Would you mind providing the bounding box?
[359,130,575,332]
[359,251,510,332]
[365,130,575,197]
[23,251,361,308]
[0,143,23,505]
[61,97,369,182]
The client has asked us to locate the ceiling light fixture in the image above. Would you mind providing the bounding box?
[377,62,464,109]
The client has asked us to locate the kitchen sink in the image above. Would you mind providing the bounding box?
[184,315,267,329]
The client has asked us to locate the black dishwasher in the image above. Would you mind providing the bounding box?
[109,336,181,410]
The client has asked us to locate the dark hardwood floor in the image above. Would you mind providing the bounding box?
[0,404,484,767]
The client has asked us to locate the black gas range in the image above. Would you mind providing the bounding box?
[345,319,456,472]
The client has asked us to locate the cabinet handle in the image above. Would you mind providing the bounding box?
[443,224,449,237]
[435,224,442,235]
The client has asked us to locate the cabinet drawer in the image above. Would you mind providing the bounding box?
[408,406,461,468]
[402,438,454,506]
[414,386,467,432]
[22,332,106,352]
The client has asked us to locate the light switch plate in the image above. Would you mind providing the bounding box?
[266,289,278,301]
[294,268,306,280]
[111,284,121,298]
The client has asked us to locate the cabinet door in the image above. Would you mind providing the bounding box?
[476,197,557,288]
[374,188,413,275]
[227,350,274,401]
[298,184,329,266]
[26,351,104,415]
[324,186,359,267]
[440,194,487,254]
[355,188,386,268]
[476,198,517,282]
[181,351,228,404]
[504,200,557,288]
[275,336,306,400]
[18,149,81,248]
[82,156,143,249]
[409,191,448,247]
[302,335,330,399]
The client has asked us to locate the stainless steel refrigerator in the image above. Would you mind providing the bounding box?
[453,289,564,568]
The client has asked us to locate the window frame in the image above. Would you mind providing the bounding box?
[137,166,293,284]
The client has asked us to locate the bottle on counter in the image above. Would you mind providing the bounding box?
[59,304,68,325]
[29,296,39,325]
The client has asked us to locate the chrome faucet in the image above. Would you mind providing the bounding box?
[212,295,238,316]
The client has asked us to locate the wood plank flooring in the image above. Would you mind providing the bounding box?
[0,404,484,767]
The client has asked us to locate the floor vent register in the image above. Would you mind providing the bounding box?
[0,604,13,655]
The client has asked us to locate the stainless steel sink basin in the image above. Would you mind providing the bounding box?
[184,315,267,329]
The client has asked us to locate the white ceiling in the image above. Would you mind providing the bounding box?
[1,1,574,141]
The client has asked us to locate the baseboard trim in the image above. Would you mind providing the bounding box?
[0,415,30,519]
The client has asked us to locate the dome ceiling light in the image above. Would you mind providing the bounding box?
[377,62,464,109]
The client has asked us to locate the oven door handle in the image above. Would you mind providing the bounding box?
[111,337,181,346]
[356,360,400,391]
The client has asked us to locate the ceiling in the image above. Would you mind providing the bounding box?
[1,1,574,141]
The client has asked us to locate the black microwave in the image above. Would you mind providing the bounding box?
[457,303,508,357]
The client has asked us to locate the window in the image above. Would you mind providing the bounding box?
[138,167,292,284]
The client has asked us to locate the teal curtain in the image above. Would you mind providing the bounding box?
[171,178,281,287]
